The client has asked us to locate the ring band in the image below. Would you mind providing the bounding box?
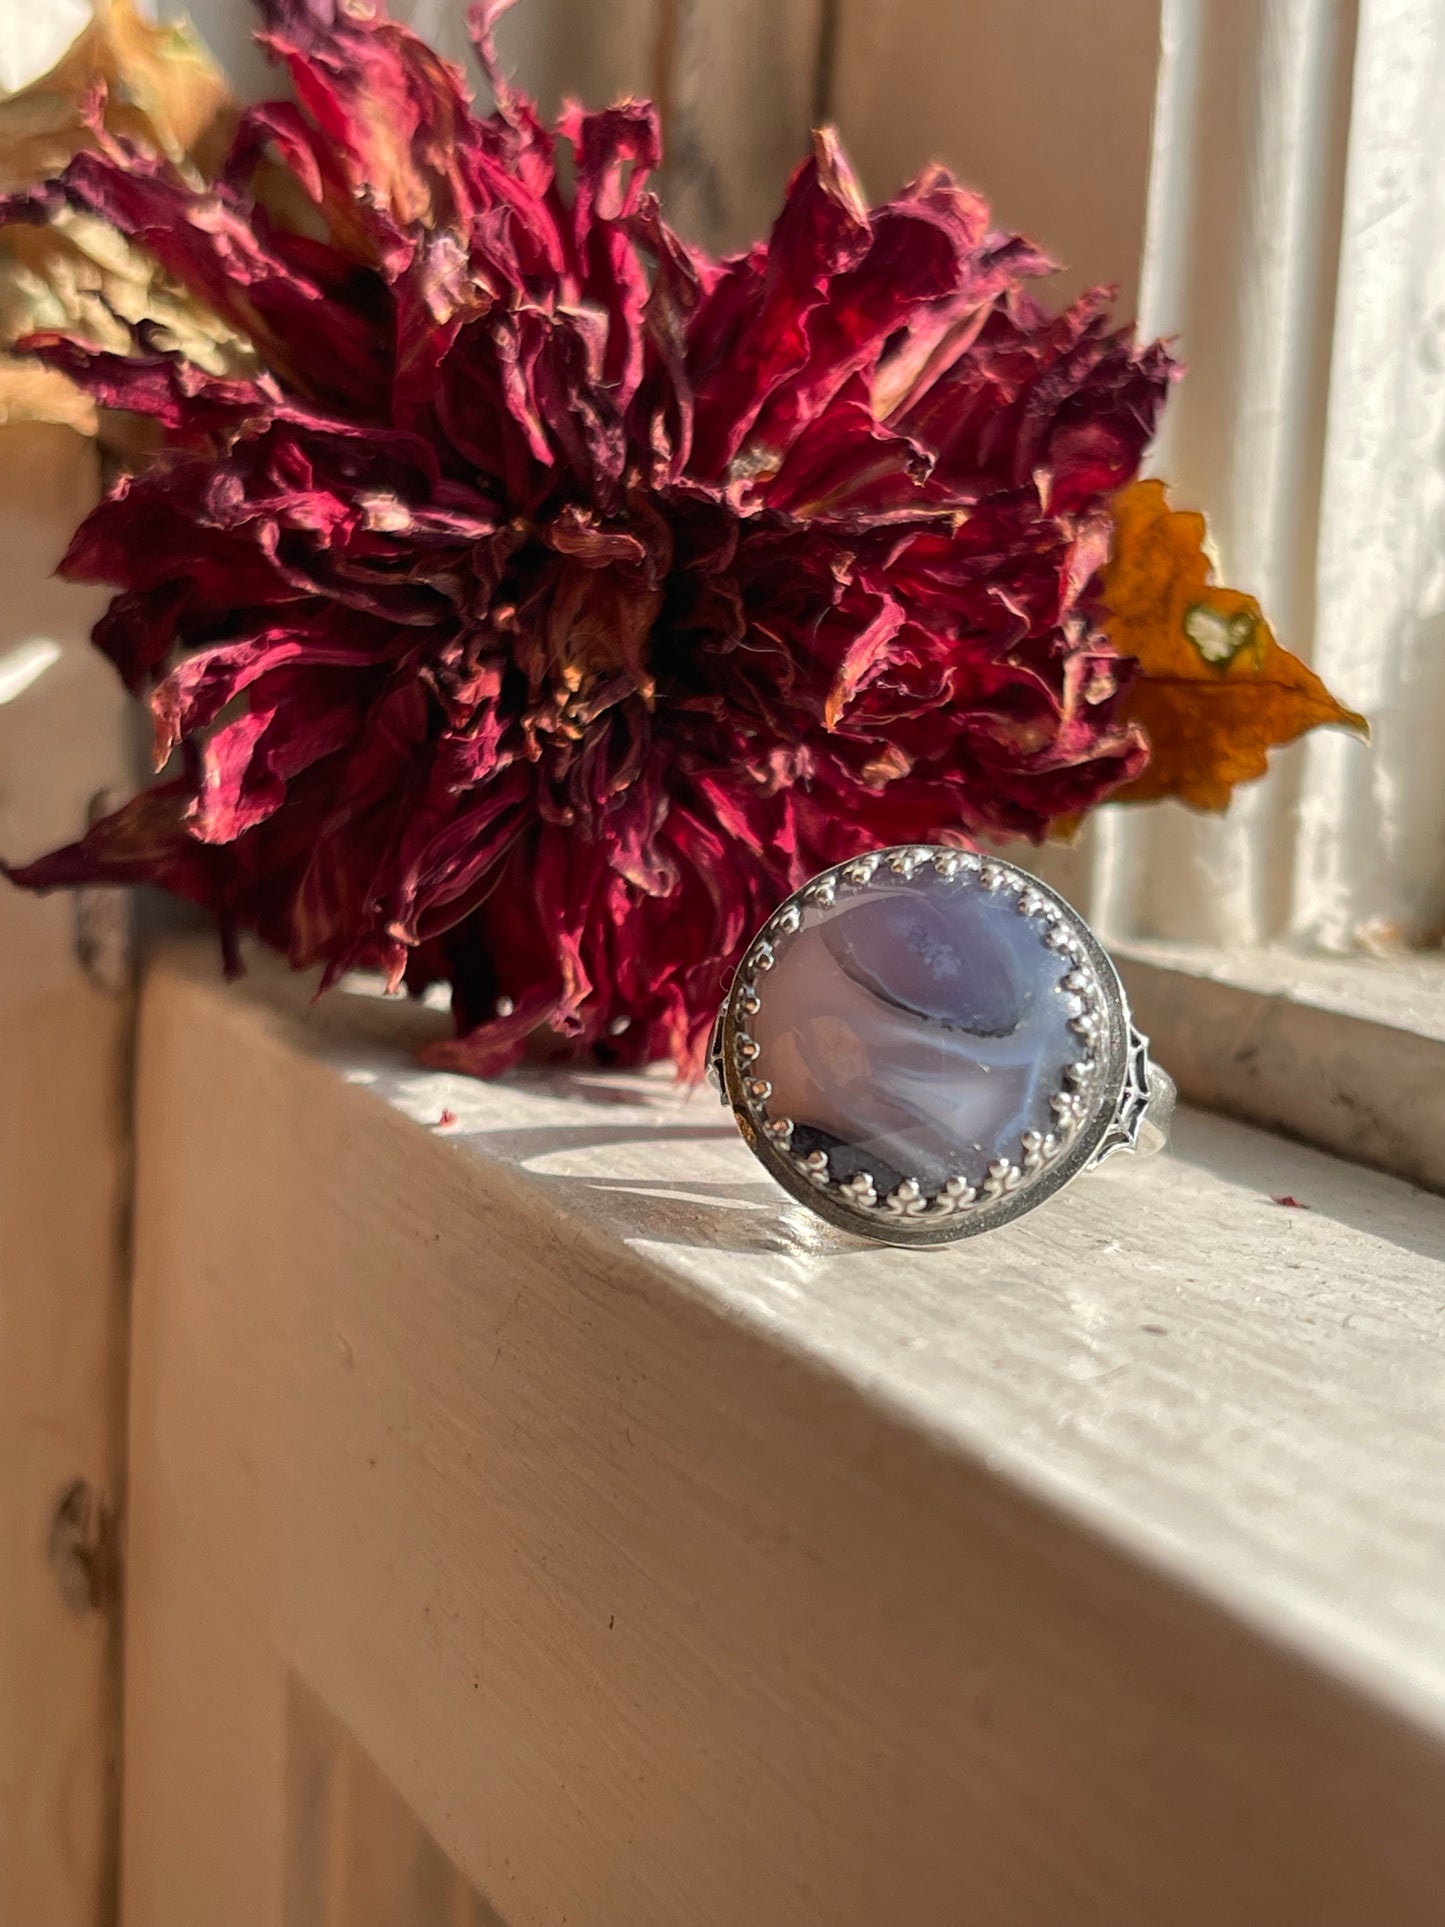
[709,846,1173,1247]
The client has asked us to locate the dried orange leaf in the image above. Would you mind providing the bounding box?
[1101,478,1366,810]
[0,0,229,190]
[0,0,244,436]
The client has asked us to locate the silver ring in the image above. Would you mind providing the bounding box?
[709,846,1174,1247]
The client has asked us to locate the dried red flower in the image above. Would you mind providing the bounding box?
[2,0,1175,1075]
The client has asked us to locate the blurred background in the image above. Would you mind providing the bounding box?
[8,0,1440,954]
[144,0,1162,303]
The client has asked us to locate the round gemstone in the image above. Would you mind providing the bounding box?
[748,862,1089,1196]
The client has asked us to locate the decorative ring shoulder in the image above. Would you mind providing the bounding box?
[709,846,1173,1247]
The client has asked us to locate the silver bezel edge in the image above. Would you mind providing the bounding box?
[715,845,1133,1248]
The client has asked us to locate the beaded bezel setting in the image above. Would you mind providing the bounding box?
[710,846,1140,1246]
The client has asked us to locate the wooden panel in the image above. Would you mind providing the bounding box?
[831,0,1161,310]
[653,0,825,253]
[0,428,132,1924]
[489,0,658,118]
[120,942,1445,1926]
[464,0,825,257]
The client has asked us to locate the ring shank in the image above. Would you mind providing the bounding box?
[1134,1063,1176,1158]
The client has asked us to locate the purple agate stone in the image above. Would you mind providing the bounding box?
[750,869,1082,1194]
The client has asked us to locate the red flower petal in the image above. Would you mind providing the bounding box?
[2,0,1178,1076]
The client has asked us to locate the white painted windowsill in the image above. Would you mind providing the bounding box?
[1117,938,1445,1193]
[124,938,1445,1925]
